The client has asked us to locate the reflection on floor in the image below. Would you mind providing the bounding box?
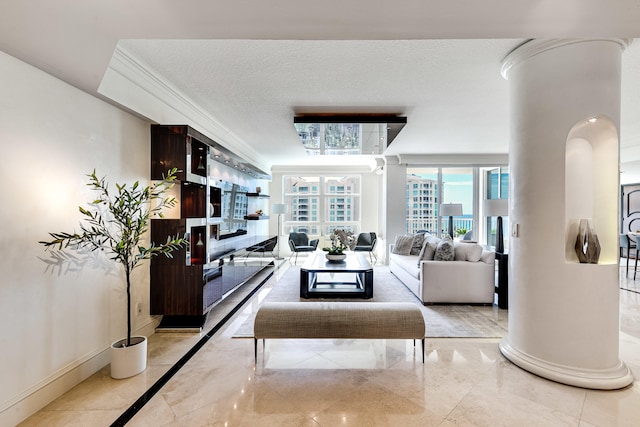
[18,260,640,426]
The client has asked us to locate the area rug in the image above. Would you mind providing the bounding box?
[232,266,507,338]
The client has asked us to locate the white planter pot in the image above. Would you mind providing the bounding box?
[110,335,147,379]
[325,254,346,262]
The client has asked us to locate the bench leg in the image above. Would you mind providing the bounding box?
[254,338,266,364]
[412,339,425,363]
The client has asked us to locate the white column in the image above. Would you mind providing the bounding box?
[383,156,407,262]
[500,39,633,389]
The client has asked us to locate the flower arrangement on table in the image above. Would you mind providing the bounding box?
[322,230,356,255]
[323,238,347,255]
[334,229,356,249]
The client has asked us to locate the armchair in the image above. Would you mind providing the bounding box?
[288,232,319,263]
[353,232,377,263]
[244,236,278,260]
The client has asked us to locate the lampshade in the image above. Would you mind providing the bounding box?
[483,199,509,217]
[440,203,463,217]
[272,203,288,214]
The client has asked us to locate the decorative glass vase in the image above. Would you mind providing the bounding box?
[574,219,600,264]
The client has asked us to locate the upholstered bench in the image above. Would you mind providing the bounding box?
[253,301,426,362]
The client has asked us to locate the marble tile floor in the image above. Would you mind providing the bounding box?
[19,262,640,427]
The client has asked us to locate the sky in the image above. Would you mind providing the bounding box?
[410,169,474,215]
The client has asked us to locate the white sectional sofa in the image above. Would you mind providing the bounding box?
[389,238,496,305]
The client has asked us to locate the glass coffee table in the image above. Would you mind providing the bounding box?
[299,252,373,298]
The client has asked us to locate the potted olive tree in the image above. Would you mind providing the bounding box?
[40,168,188,379]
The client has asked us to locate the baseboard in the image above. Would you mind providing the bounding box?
[0,317,161,426]
[0,347,110,426]
[499,338,634,390]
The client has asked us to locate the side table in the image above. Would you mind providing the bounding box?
[495,252,508,309]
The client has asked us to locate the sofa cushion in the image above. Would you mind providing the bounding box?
[434,235,455,261]
[480,250,496,264]
[392,234,414,255]
[417,235,439,265]
[454,242,484,262]
[391,253,421,280]
[410,233,425,255]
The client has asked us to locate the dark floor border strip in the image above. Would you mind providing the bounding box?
[621,287,640,295]
[110,263,275,427]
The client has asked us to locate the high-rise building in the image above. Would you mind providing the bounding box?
[406,174,439,234]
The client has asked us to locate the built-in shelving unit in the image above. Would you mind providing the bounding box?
[244,215,270,220]
[150,125,274,330]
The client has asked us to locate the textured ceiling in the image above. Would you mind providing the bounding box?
[2,1,640,174]
[115,39,521,167]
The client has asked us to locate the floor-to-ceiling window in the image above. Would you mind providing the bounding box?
[406,166,508,245]
[483,166,510,250]
[406,168,439,234]
[406,167,473,238]
[282,175,361,237]
[441,167,474,237]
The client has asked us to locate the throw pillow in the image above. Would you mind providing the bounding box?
[410,233,425,255]
[454,242,484,262]
[417,237,439,265]
[392,234,414,255]
[434,235,455,261]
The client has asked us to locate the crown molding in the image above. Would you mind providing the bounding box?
[99,45,271,175]
[396,153,508,166]
[271,164,375,174]
[501,38,633,79]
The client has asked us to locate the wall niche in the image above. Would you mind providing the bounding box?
[564,115,618,264]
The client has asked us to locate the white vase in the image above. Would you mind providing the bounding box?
[326,254,346,262]
[110,335,147,379]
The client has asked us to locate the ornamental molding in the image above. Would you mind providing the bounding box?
[501,38,632,80]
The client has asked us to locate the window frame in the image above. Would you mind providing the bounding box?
[282,175,361,237]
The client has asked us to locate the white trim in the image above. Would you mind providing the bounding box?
[0,348,110,425]
[99,44,271,174]
[397,153,508,166]
[0,317,161,426]
[500,338,633,390]
[273,164,374,174]
[501,38,632,79]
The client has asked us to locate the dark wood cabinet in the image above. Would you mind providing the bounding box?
[181,182,207,218]
[150,124,273,330]
[151,125,209,182]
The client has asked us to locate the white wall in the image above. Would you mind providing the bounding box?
[0,51,152,425]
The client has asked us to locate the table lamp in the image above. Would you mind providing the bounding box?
[484,198,509,253]
[440,203,463,239]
